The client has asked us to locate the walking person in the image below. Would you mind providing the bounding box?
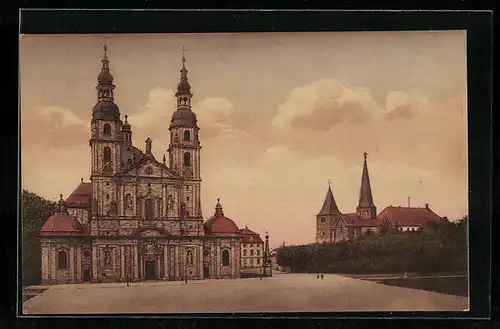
[321,274,324,280]
[317,274,319,279]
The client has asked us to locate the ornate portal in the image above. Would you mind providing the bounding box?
[140,240,162,261]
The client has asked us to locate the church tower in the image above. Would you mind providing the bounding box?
[89,44,122,217]
[168,52,202,220]
[316,182,343,243]
[356,152,377,220]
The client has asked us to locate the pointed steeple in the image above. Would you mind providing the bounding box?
[317,183,340,216]
[92,42,120,121]
[176,47,192,99]
[357,152,377,219]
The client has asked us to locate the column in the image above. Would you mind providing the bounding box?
[198,245,203,279]
[133,245,139,280]
[120,246,125,279]
[162,184,167,217]
[163,245,168,280]
[92,244,98,280]
[69,245,75,282]
[174,244,179,279]
[50,245,57,282]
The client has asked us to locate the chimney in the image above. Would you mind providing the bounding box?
[425,203,429,209]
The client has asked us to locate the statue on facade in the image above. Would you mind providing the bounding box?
[187,250,193,265]
[145,137,152,154]
[104,249,112,266]
[125,194,133,210]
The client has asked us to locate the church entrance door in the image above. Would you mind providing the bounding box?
[83,269,91,282]
[145,260,156,280]
[203,266,209,279]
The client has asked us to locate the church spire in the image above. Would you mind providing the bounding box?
[357,152,377,219]
[92,42,120,122]
[317,183,341,216]
[175,47,192,106]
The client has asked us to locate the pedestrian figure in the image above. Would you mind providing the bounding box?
[317,274,319,279]
[321,274,324,280]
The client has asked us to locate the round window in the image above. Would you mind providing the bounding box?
[83,249,91,258]
[204,249,210,256]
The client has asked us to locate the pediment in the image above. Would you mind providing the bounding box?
[132,226,170,237]
[124,157,179,178]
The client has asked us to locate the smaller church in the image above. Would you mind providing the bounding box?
[316,152,444,243]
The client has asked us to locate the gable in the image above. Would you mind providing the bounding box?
[123,157,180,178]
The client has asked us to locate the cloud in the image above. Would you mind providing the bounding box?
[382,91,429,121]
[126,88,176,128]
[195,97,250,140]
[271,79,379,132]
[21,105,88,149]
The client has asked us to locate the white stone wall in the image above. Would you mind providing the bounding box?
[241,242,263,268]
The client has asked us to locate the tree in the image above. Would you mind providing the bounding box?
[21,190,56,285]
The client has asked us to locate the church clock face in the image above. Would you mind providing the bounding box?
[145,166,153,175]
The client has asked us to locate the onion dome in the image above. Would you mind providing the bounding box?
[92,43,120,122]
[203,199,240,235]
[40,194,86,237]
[175,53,192,97]
[169,108,198,129]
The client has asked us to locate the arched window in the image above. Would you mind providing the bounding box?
[183,152,191,166]
[222,249,230,266]
[103,147,111,162]
[103,124,111,136]
[184,130,191,141]
[58,251,68,269]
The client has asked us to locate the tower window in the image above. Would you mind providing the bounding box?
[222,249,230,266]
[103,147,112,162]
[103,124,111,136]
[127,158,132,164]
[58,251,68,270]
[145,199,154,220]
[184,130,191,141]
[106,194,110,199]
[183,152,191,166]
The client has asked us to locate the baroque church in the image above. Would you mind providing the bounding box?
[39,45,267,284]
[316,152,444,243]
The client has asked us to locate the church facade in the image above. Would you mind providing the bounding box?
[38,45,248,284]
[316,153,444,243]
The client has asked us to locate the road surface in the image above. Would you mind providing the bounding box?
[22,273,468,314]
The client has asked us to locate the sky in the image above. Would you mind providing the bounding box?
[20,31,468,249]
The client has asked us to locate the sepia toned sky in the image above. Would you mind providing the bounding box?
[20,31,468,248]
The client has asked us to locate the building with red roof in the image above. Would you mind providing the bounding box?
[38,45,261,285]
[316,152,444,243]
[238,225,264,269]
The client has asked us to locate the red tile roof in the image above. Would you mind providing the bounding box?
[40,212,87,236]
[377,206,442,226]
[343,213,384,227]
[239,227,264,243]
[204,215,240,236]
[65,182,92,207]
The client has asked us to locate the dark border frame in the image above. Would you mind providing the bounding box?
[11,9,492,322]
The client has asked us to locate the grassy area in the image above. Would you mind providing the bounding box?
[374,276,468,297]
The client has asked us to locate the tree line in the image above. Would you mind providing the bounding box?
[276,218,468,274]
[21,190,57,285]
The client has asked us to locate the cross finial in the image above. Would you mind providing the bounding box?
[124,114,128,122]
[81,177,83,183]
[103,39,108,57]
[217,198,220,204]
[363,152,368,160]
[328,178,331,187]
[181,46,186,63]
[60,194,63,200]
